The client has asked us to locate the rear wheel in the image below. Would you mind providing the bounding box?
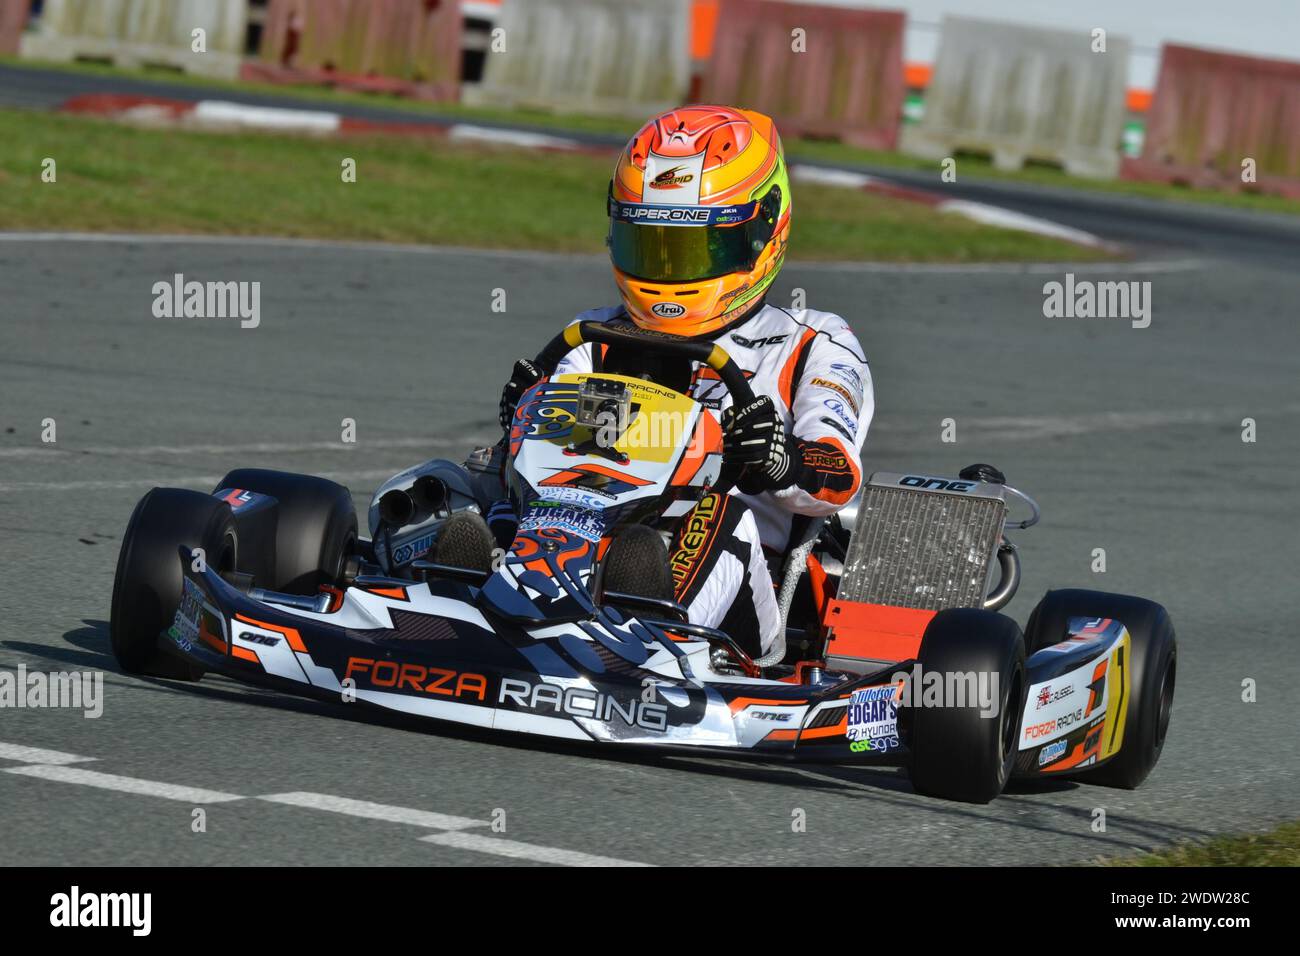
[908,608,1026,803]
[214,469,357,594]
[1024,589,1176,789]
[110,488,236,680]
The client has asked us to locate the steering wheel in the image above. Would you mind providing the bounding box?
[531,321,758,493]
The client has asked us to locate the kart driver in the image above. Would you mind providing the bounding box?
[497,106,873,659]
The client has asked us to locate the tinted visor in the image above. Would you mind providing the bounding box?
[608,199,764,283]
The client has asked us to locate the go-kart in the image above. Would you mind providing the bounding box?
[111,322,1176,803]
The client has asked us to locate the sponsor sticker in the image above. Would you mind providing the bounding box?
[730,332,787,348]
[168,578,223,652]
[822,398,857,432]
[611,201,756,226]
[1038,739,1068,766]
[392,531,435,565]
[536,486,612,509]
[168,580,203,649]
[519,503,606,543]
[1036,683,1075,709]
[1024,718,1057,740]
[829,362,865,391]
[846,684,901,752]
[648,165,694,190]
[819,415,854,442]
[810,376,860,415]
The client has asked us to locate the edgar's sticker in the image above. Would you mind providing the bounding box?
[519,503,606,543]
[846,684,901,753]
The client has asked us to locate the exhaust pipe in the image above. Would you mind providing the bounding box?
[378,475,448,529]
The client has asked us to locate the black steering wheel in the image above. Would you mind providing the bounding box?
[533,321,756,404]
[531,321,758,494]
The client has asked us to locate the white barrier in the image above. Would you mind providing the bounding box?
[21,0,248,80]
[901,16,1130,179]
[467,0,690,117]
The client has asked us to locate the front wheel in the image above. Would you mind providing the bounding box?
[1024,589,1176,789]
[907,608,1026,803]
[110,488,235,680]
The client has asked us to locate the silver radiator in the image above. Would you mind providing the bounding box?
[838,473,1008,610]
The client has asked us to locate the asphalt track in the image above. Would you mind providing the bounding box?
[2,210,1298,866]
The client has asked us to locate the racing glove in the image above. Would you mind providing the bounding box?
[722,396,800,494]
[498,358,543,430]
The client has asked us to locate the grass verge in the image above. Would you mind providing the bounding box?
[0,108,1108,262]
[6,57,1295,218]
[1105,821,1300,866]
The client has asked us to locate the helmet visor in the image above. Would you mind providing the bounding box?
[608,200,760,283]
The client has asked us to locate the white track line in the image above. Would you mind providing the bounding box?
[6,764,245,803]
[448,124,579,150]
[937,198,1103,246]
[0,741,652,865]
[421,831,652,867]
[791,163,1104,246]
[192,100,341,134]
[259,792,485,831]
[0,742,96,765]
[790,165,876,189]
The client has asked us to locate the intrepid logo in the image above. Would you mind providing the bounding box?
[50,886,151,936]
[650,165,694,189]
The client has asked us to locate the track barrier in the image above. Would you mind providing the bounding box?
[901,16,1130,179]
[468,0,690,118]
[1122,44,1300,200]
[248,0,462,102]
[19,0,248,80]
[700,0,905,150]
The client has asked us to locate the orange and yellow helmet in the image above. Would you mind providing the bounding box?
[607,105,791,338]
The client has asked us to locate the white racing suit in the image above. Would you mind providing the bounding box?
[556,302,873,658]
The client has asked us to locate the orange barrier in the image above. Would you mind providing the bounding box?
[691,0,718,61]
[254,0,462,101]
[700,0,905,150]
[0,0,27,56]
[1124,44,1300,199]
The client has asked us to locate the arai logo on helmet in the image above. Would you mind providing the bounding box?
[651,302,687,319]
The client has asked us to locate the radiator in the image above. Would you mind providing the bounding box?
[838,473,1008,611]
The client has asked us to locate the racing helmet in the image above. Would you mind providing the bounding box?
[607,105,791,338]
